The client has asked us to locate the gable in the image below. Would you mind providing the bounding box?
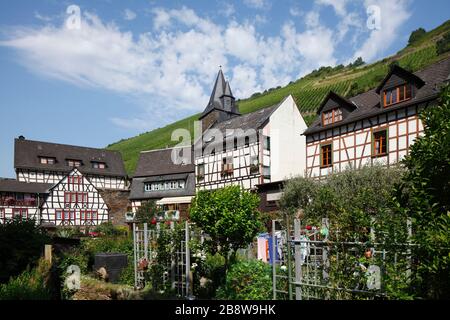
[376,65,425,94]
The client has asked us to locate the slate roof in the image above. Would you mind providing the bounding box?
[14,138,127,178]
[0,178,52,194]
[133,147,195,178]
[130,147,195,200]
[304,57,450,135]
[129,173,196,201]
[200,69,240,119]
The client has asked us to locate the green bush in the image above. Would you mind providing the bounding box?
[0,218,50,283]
[94,222,128,237]
[0,259,52,300]
[437,31,450,55]
[216,260,272,300]
[408,28,427,45]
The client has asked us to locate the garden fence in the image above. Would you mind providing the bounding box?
[272,218,414,300]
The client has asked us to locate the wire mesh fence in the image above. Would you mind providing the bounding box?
[272,218,414,300]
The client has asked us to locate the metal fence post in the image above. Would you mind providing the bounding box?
[294,219,302,300]
[285,215,293,300]
[144,223,148,260]
[272,220,277,300]
[185,221,191,298]
[133,223,138,289]
[170,221,176,291]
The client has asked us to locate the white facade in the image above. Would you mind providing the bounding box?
[40,169,109,226]
[195,95,307,191]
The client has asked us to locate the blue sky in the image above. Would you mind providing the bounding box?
[0,0,449,178]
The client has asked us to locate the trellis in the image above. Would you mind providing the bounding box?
[272,218,413,300]
[132,221,192,298]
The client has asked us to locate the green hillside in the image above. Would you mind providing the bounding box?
[108,20,450,176]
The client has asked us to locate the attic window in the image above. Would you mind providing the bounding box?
[92,162,106,169]
[322,108,343,126]
[383,84,412,107]
[67,159,82,168]
[39,157,56,165]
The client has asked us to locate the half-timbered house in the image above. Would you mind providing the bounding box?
[304,57,450,178]
[129,147,195,220]
[195,69,308,191]
[14,137,128,190]
[0,178,51,224]
[40,168,109,227]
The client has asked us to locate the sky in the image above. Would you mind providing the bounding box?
[0,0,449,178]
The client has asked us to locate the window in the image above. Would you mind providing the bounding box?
[222,157,234,175]
[68,176,82,191]
[263,136,271,151]
[321,144,333,168]
[263,166,271,179]
[372,130,388,157]
[383,84,412,107]
[144,180,187,192]
[0,208,4,222]
[322,108,343,126]
[67,159,82,167]
[13,208,28,219]
[250,156,259,174]
[64,192,88,204]
[40,157,56,165]
[197,164,205,181]
[92,162,106,169]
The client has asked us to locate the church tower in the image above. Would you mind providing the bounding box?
[199,69,240,129]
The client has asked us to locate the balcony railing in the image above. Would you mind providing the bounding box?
[0,198,38,207]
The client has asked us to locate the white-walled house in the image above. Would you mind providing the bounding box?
[40,168,109,227]
[304,58,450,178]
[14,137,128,190]
[194,70,307,191]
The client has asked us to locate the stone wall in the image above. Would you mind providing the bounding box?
[99,190,131,226]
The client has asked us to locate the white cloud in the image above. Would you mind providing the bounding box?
[243,0,269,10]
[289,7,303,17]
[34,12,53,22]
[219,2,235,18]
[1,4,393,131]
[123,9,137,21]
[352,0,411,62]
[315,0,349,16]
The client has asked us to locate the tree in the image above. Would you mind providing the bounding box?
[190,186,262,272]
[348,57,365,68]
[408,28,426,45]
[134,201,159,225]
[437,31,450,55]
[0,218,50,284]
[394,85,450,299]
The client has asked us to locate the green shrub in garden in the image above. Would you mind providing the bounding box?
[0,259,52,300]
[0,217,50,284]
[216,260,272,300]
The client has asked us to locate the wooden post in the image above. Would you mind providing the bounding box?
[44,245,52,264]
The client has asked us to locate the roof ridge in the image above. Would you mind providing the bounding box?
[15,138,120,154]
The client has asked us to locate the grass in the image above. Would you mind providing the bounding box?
[107,19,450,176]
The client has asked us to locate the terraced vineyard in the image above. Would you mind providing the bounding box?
[108,20,450,175]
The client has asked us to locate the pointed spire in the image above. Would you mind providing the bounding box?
[224,81,233,97]
[200,68,240,120]
[209,69,227,105]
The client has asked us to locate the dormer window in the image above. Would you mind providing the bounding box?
[67,159,82,167]
[383,84,412,107]
[92,162,106,169]
[322,108,343,126]
[39,157,56,165]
